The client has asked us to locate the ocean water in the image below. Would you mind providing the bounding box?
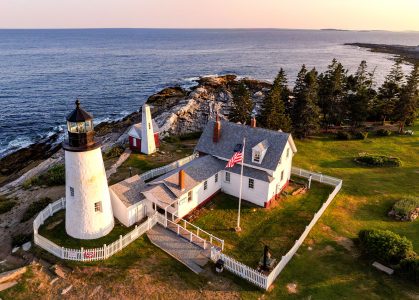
[0,28,419,157]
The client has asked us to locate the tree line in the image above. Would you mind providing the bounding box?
[229,59,419,138]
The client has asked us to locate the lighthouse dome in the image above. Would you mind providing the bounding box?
[63,100,100,151]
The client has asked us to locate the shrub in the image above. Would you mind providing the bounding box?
[398,257,419,284]
[375,129,392,136]
[354,153,402,167]
[104,145,125,159]
[390,197,419,221]
[336,131,352,140]
[358,229,415,264]
[163,136,180,143]
[21,197,52,222]
[354,131,368,140]
[12,233,32,247]
[0,200,16,214]
[24,164,65,188]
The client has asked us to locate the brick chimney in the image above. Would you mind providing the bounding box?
[251,117,257,128]
[179,169,185,190]
[213,114,221,143]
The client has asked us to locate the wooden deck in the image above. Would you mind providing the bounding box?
[147,225,210,274]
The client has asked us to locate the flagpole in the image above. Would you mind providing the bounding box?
[236,137,245,232]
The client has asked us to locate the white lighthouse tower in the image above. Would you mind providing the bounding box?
[141,104,156,155]
[63,100,114,240]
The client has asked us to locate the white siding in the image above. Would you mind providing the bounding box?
[221,170,270,207]
[177,171,221,218]
[110,189,147,227]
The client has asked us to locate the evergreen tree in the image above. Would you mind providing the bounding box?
[373,59,404,123]
[259,69,291,131]
[394,64,419,133]
[347,61,376,127]
[318,59,348,128]
[292,66,321,138]
[229,82,253,124]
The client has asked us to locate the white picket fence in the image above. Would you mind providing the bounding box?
[33,198,158,261]
[211,247,268,289]
[156,212,225,251]
[209,167,343,290]
[139,153,198,182]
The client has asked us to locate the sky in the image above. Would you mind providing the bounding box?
[0,0,418,31]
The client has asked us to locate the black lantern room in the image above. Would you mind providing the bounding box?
[62,100,100,151]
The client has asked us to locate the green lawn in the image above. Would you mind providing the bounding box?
[38,211,135,248]
[192,183,333,267]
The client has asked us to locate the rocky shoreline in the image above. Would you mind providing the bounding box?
[0,75,271,190]
[345,42,419,63]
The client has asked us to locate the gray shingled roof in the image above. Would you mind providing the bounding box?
[109,175,146,207]
[195,120,290,171]
[129,120,159,139]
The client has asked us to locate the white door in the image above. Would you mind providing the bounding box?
[133,138,137,147]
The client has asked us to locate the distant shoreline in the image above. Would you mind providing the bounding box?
[345,43,419,63]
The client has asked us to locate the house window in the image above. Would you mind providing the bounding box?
[204,180,208,190]
[286,148,290,158]
[215,173,218,183]
[70,187,74,197]
[248,178,254,189]
[188,191,193,202]
[225,172,230,183]
[281,170,284,181]
[133,138,137,147]
[254,151,261,163]
[94,201,102,212]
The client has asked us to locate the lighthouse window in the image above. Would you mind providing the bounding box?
[70,187,74,197]
[204,180,208,190]
[248,178,254,189]
[94,201,102,212]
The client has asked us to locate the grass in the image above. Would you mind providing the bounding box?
[192,184,332,267]
[108,138,197,185]
[38,210,135,248]
[22,164,65,189]
[0,198,16,214]
[393,197,419,216]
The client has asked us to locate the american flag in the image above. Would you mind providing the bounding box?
[226,150,243,168]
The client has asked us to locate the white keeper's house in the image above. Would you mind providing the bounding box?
[110,116,297,226]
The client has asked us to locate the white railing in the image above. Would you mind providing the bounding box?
[139,153,198,182]
[208,167,342,290]
[33,198,158,261]
[211,247,268,289]
[155,212,224,251]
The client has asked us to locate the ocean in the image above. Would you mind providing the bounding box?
[0,28,419,158]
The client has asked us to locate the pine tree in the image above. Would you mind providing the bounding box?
[347,61,375,127]
[318,59,348,128]
[291,66,321,138]
[394,64,419,133]
[259,69,291,131]
[229,82,253,124]
[373,59,404,123]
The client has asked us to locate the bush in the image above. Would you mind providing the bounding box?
[12,233,32,247]
[21,197,52,222]
[163,136,180,143]
[376,129,392,136]
[354,153,402,167]
[358,229,415,264]
[354,131,368,140]
[398,257,419,284]
[24,164,65,188]
[104,145,125,159]
[0,200,16,214]
[336,131,352,140]
[390,197,419,221]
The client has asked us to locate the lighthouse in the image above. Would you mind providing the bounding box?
[63,100,114,240]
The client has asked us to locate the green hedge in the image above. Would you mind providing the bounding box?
[354,153,402,167]
[104,145,125,159]
[358,229,414,264]
[0,200,16,214]
[375,129,393,136]
[23,164,65,189]
[398,257,419,284]
[21,197,52,222]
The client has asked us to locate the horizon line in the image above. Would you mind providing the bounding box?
[0,27,418,33]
